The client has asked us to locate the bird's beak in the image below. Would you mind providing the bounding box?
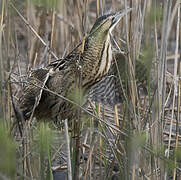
[111,8,132,28]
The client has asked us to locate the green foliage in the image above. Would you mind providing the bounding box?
[130,132,146,150]
[166,157,175,175]
[150,6,163,25]
[68,87,85,106]
[37,122,53,156]
[152,145,165,157]
[141,45,153,67]
[0,123,17,178]
[37,122,54,180]
[175,148,181,161]
[139,45,154,84]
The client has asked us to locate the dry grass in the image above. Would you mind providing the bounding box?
[0,0,181,179]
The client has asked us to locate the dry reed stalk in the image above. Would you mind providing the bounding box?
[48,9,56,64]
[84,135,95,180]
[160,1,171,125]
[152,3,161,178]
[123,1,142,179]
[10,2,58,60]
[97,103,103,178]
[0,0,5,119]
[65,119,72,180]
[167,0,180,159]
[158,1,171,178]
[172,3,180,179]
[173,60,181,179]
[114,105,119,127]
[88,100,123,177]
[96,0,100,17]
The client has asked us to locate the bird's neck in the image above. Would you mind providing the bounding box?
[81,34,113,88]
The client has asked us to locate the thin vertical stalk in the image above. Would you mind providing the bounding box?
[158,2,170,177]
[0,0,5,119]
[173,62,181,180]
[48,9,56,64]
[73,2,87,175]
[114,105,119,127]
[65,119,72,180]
[96,0,100,17]
[172,4,180,179]
[167,1,179,158]
[159,0,171,132]
[98,104,103,179]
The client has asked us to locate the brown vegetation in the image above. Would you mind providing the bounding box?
[0,0,181,179]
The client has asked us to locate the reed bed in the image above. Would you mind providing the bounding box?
[0,0,180,179]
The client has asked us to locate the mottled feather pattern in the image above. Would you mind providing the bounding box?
[18,68,51,119]
[34,69,76,121]
[18,50,149,122]
[17,12,139,122]
[87,53,150,106]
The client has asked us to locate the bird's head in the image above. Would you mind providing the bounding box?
[88,9,132,43]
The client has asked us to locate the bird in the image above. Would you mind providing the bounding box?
[87,52,150,106]
[17,9,132,122]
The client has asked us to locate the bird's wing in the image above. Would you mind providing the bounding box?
[48,43,82,71]
[18,68,51,119]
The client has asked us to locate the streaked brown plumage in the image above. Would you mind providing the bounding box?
[87,52,150,106]
[18,10,132,121]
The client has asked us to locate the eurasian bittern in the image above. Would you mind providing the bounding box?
[88,52,150,106]
[18,9,132,121]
